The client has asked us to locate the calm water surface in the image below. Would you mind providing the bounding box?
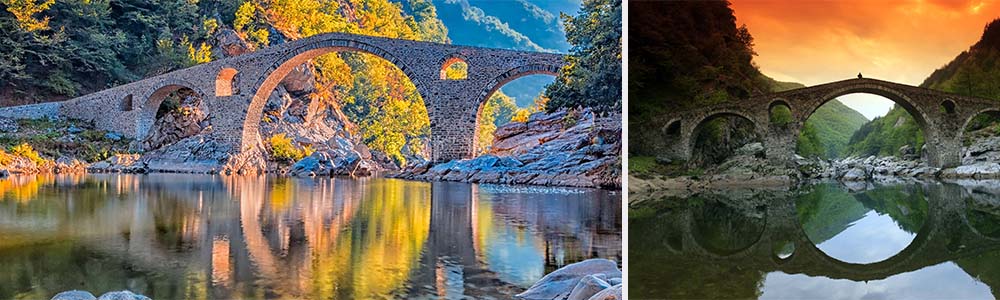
[0,174,621,299]
[630,181,1000,299]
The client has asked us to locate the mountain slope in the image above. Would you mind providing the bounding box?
[798,100,870,159]
[764,77,869,159]
[429,0,570,106]
[845,18,1000,155]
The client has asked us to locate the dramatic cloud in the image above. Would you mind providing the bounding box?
[732,0,1000,86]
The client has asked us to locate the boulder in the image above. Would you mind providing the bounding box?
[841,167,869,181]
[567,274,612,300]
[735,142,764,156]
[51,290,96,300]
[289,151,335,176]
[96,291,150,300]
[215,28,253,57]
[586,284,622,300]
[515,258,621,300]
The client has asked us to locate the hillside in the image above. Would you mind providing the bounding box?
[764,77,870,159]
[430,0,575,107]
[798,100,870,159]
[845,18,1000,156]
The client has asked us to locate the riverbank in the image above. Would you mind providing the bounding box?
[632,132,1000,195]
[0,109,621,190]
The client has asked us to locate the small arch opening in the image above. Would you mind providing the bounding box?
[440,57,468,80]
[940,100,956,114]
[773,241,795,260]
[665,120,681,136]
[769,102,793,126]
[121,94,133,111]
[216,68,239,96]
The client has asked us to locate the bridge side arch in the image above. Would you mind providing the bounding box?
[137,79,207,140]
[471,63,562,154]
[243,38,426,150]
[683,110,762,153]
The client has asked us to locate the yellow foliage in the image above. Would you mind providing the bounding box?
[188,42,213,64]
[511,109,531,123]
[1,0,54,32]
[10,143,45,165]
[444,61,467,80]
[267,133,310,161]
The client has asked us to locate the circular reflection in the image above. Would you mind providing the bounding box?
[796,184,927,264]
[773,241,794,260]
[965,197,1000,239]
[690,198,766,255]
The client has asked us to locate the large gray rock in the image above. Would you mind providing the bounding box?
[841,167,869,181]
[567,274,612,300]
[587,284,622,300]
[515,258,621,300]
[96,291,150,300]
[51,290,96,300]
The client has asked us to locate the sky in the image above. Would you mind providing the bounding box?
[732,0,1000,118]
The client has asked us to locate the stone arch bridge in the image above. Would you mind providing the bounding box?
[661,78,1000,167]
[29,32,564,164]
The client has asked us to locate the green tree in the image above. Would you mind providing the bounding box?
[545,0,621,113]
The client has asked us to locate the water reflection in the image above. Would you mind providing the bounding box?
[630,181,1000,299]
[0,174,621,299]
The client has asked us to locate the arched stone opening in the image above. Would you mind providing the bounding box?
[473,73,557,156]
[216,68,239,96]
[470,65,559,156]
[121,94,133,111]
[439,56,468,80]
[961,109,1000,155]
[140,84,211,150]
[799,90,929,162]
[665,120,681,137]
[688,112,760,167]
[768,100,793,127]
[690,197,766,256]
[248,41,431,169]
[941,100,956,114]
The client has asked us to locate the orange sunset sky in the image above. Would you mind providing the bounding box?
[732,0,999,86]
[731,0,1000,118]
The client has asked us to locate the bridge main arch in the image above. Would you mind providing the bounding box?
[243,38,427,155]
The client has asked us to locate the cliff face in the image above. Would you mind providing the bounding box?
[394,108,621,189]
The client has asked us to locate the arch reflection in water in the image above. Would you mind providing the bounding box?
[0,174,621,299]
[796,183,928,264]
[629,182,1000,299]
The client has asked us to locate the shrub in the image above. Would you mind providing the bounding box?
[268,134,309,161]
[10,143,45,165]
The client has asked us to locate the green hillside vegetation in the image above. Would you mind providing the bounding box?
[797,100,870,159]
[845,105,925,157]
[763,76,870,159]
[845,18,1000,156]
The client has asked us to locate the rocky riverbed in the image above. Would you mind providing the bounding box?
[516,258,623,300]
[632,133,1000,195]
[391,109,622,189]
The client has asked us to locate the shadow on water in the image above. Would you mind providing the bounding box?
[629,180,1000,299]
[0,174,621,299]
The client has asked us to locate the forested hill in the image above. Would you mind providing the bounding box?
[428,0,576,107]
[844,18,1000,157]
[764,76,869,159]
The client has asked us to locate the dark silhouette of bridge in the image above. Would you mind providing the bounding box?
[661,78,1000,167]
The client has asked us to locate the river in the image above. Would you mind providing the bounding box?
[630,180,1000,299]
[0,174,621,299]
